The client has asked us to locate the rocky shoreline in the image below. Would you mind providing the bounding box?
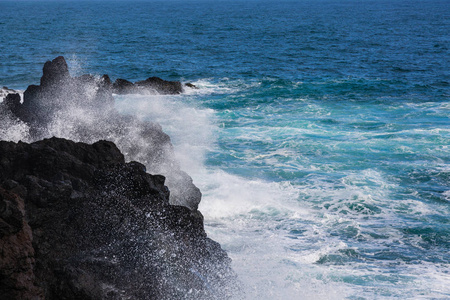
[0,58,237,299]
[1,56,201,210]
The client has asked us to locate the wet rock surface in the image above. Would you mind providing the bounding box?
[0,137,236,299]
[0,56,201,211]
[0,87,19,100]
[111,77,188,95]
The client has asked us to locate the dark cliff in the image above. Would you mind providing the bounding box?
[0,137,236,299]
[0,57,239,299]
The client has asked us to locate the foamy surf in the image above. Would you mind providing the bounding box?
[182,78,262,96]
[1,79,448,299]
[112,84,450,299]
[2,0,449,298]
[64,90,367,299]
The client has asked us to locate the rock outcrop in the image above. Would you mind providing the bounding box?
[0,137,236,299]
[0,56,201,211]
[112,77,187,95]
[0,86,19,100]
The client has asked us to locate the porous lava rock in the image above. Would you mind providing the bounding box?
[0,137,236,299]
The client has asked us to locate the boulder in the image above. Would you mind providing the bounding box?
[112,77,184,95]
[135,77,183,94]
[0,86,19,100]
[185,82,198,89]
[40,56,70,87]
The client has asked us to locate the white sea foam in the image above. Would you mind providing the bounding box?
[66,55,88,77]
[196,171,353,299]
[3,78,446,298]
[443,190,450,201]
[115,94,216,174]
[0,113,30,142]
[115,90,450,299]
[183,78,261,96]
[182,79,236,95]
[113,92,357,298]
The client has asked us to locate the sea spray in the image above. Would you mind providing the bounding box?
[113,89,353,298]
[115,93,217,175]
[1,0,449,298]
[117,79,449,299]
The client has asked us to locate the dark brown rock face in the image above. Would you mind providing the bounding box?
[112,78,136,94]
[0,138,236,299]
[0,188,44,300]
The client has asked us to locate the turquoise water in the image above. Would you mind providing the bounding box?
[1,0,449,298]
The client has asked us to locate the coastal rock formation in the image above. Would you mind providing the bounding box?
[112,78,136,94]
[0,56,201,211]
[112,77,188,95]
[0,57,238,299]
[0,86,19,99]
[0,137,236,299]
[134,77,183,95]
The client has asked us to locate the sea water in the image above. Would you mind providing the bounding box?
[1,0,449,299]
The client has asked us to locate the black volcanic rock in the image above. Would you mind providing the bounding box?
[0,56,233,298]
[40,56,71,87]
[185,82,198,89]
[1,56,201,211]
[112,77,184,95]
[21,57,114,133]
[4,93,21,113]
[112,78,135,94]
[0,137,236,299]
[135,77,183,94]
[0,187,45,300]
[0,86,18,99]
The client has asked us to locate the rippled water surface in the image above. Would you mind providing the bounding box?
[1,0,449,298]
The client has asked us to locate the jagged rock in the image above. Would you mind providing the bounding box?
[0,86,18,100]
[1,56,201,210]
[4,93,21,114]
[112,78,135,94]
[112,77,184,95]
[22,57,114,132]
[40,56,70,87]
[0,58,234,299]
[135,77,183,94]
[100,74,112,86]
[0,137,236,299]
[185,82,198,89]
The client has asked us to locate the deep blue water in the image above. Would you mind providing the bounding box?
[1,0,449,299]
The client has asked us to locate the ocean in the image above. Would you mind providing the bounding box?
[1,0,449,299]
